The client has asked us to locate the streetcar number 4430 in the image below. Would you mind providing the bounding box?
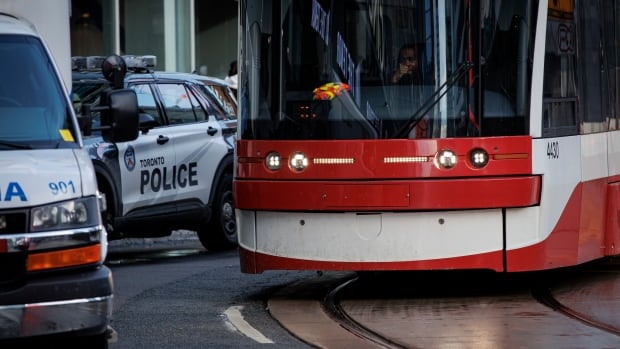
[547,141,559,159]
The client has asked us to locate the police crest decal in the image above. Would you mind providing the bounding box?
[124,145,136,171]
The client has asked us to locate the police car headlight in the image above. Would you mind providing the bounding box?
[31,197,99,232]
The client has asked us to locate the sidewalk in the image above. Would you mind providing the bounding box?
[107,230,202,253]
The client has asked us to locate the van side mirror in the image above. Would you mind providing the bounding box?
[80,54,140,142]
[100,89,140,142]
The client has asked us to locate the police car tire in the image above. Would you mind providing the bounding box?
[197,173,237,251]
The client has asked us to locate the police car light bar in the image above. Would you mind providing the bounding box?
[72,55,157,71]
[71,56,86,70]
[123,55,157,70]
[71,56,106,71]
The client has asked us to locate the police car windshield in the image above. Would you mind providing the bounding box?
[0,35,78,149]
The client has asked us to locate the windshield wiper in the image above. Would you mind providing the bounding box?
[0,139,33,150]
[395,61,473,138]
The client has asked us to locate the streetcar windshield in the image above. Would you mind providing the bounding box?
[239,0,537,140]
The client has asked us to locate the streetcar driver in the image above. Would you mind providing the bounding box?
[391,44,421,85]
[389,43,428,139]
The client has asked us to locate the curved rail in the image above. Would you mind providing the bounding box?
[532,285,620,337]
[322,277,413,349]
[320,266,620,348]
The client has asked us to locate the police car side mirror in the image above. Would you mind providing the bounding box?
[139,113,159,134]
[99,89,140,143]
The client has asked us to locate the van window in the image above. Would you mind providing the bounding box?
[0,35,77,148]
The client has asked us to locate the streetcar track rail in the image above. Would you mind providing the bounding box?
[318,264,620,348]
[533,285,620,337]
[322,277,412,349]
[270,261,620,348]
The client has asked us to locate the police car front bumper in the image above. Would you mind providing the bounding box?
[0,266,113,340]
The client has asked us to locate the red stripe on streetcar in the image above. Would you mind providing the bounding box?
[234,176,541,211]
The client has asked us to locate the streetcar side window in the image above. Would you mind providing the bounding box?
[576,2,606,134]
[601,0,620,131]
[543,1,619,136]
[542,3,578,137]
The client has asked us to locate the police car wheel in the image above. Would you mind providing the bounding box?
[197,173,237,251]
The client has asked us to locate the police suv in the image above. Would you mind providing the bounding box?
[72,55,238,251]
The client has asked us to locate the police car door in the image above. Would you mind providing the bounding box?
[154,82,227,205]
[117,83,177,214]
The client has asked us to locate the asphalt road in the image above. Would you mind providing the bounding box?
[106,233,317,349]
[105,233,620,348]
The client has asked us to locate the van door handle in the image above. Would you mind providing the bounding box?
[157,135,169,144]
[207,127,218,136]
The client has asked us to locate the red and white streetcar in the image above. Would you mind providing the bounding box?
[234,0,620,273]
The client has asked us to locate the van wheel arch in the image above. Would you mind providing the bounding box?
[94,163,120,240]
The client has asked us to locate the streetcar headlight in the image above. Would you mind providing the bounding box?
[289,151,309,172]
[469,148,489,169]
[265,152,282,171]
[434,149,457,169]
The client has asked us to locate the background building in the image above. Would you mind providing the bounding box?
[70,0,238,80]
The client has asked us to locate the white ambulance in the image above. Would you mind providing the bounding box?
[0,1,138,347]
